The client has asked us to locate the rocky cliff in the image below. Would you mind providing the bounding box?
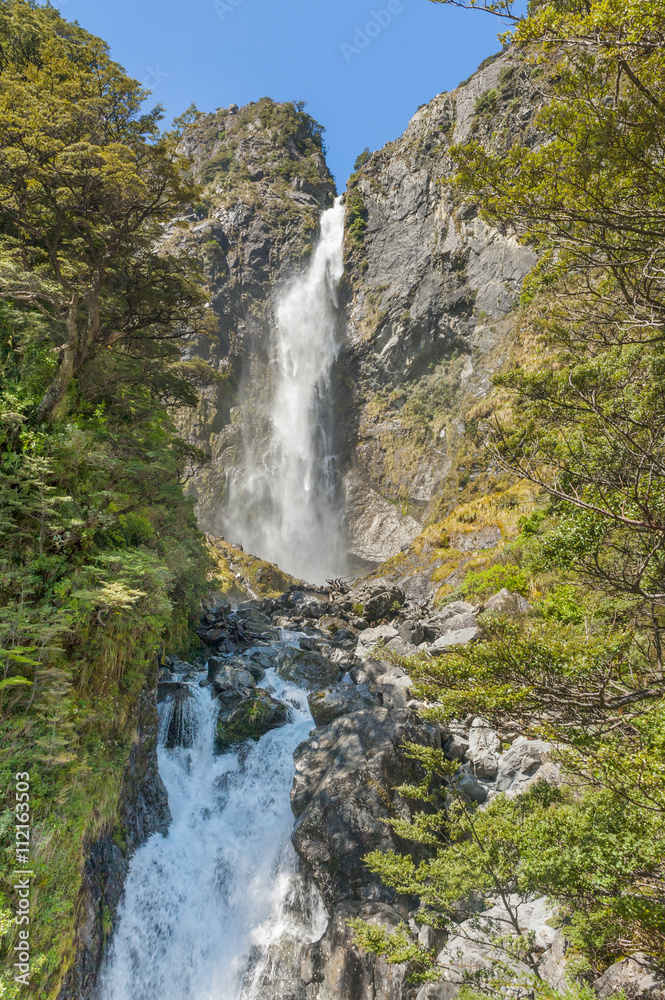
[337,48,540,569]
[172,51,541,577]
[167,98,336,533]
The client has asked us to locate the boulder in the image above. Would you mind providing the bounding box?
[443,734,469,761]
[308,684,378,727]
[373,668,413,711]
[291,707,440,909]
[416,984,457,1000]
[456,772,488,803]
[215,689,288,751]
[276,648,340,690]
[484,588,532,614]
[436,896,567,994]
[427,601,476,631]
[162,654,195,675]
[318,615,359,638]
[290,589,330,619]
[208,662,256,703]
[347,579,405,624]
[302,902,410,1000]
[398,620,425,646]
[385,635,419,658]
[467,718,501,780]
[594,953,665,999]
[431,626,479,650]
[356,624,399,659]
[493,737,562,798]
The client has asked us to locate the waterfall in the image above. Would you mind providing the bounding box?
[100,669,327,1000]
[224,197,347,584]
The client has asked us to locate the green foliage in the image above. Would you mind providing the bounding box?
[0,0,213,423]
[345,188,369,253]
[453,561,530,602]
[357,7,665,988]
[357,766,665,988]
[0,4,213,994]
[354,146,372,171]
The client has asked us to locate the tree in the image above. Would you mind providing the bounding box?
[0,0,210,423]
[434,0,665,334]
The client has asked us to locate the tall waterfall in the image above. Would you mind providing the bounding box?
[224,197,347,584]
[100,669,327,1000]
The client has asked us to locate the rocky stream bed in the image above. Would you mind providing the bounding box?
[118,578,662,1000]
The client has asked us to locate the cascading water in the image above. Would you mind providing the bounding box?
[100,664,327,1000]
[223,197,347,584]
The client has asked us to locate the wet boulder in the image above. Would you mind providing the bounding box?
[208,659,256,704]
[215,689,289,751]
[347,579,405,624]
[276,648,340,690]
[291,707,440,909]
[302,901,411,1000]
[308,683,378,727]
[158,685,196,749]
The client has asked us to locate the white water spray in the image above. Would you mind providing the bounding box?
[100,671,327,1000]
[224,197,347,584]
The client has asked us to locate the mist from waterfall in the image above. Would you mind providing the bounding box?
[223,197,347,584]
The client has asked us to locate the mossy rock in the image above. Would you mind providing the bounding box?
[215,689,288,752]
[276,649,340,691]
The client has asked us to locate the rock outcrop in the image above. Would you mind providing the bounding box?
[173,54,542,575]
[337,49,542,565]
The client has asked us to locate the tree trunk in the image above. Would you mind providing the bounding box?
[34,294,80,423]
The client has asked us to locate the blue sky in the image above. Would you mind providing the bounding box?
[57,0,512,186]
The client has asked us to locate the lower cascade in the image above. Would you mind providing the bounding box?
[223,197,347,585]
[100,653,327,1000]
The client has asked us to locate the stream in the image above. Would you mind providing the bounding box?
[100,661,327,1000]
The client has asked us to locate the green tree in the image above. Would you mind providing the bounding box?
[0,0,211,422]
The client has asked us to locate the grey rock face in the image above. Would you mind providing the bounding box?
[484,588,532,614]
[308,683,378,727]
[494,737,561,798]
[338,51,541,560]
[435,896,567,996]
[291,707,440,910]
[344,467,421,570]
[277,648,340,690]
[466,718,501,781]
[594,953,665,999]
[302,902,411,1000]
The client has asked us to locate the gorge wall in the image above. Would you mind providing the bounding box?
[173,49,540,578]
